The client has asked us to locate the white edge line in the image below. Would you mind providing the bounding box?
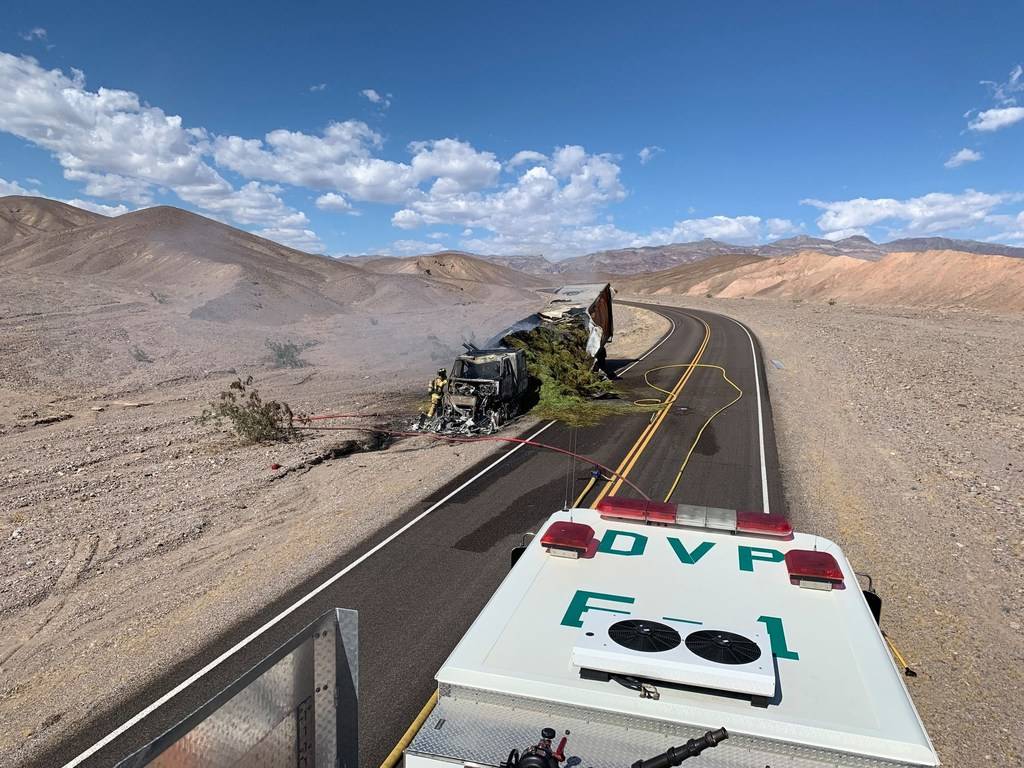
[726,316,770,515]
[614,310,677,375]
[62,419,558,768]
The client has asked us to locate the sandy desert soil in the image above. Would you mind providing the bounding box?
[0,274,664,766]
[605,303,671,361]
[629,294,1023,767]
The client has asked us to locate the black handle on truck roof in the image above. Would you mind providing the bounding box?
[630,728,729,768]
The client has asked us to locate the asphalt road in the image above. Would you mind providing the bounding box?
[42,303,784,768]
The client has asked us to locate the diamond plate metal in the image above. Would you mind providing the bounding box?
[408,688,912,768]
[116,609,358,768]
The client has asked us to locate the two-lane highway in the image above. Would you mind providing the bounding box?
[44,302,784,768]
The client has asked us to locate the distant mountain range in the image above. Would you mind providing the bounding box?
[482,235,1024,276]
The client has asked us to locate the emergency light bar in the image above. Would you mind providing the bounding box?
[596,498,793,538]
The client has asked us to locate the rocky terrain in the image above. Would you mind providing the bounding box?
[619,249,1024,312]
[632,294,1023,766]
[481,234,1024,276]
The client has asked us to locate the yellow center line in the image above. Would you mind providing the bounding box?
[590,315,711,507]
[381,314,713,768]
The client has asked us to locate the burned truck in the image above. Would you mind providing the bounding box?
[440,346,529,433]
[420,283,614,435]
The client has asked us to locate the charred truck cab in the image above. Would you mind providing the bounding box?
[444,347,529,432]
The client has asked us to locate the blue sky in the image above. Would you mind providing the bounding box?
[1,1,1022,258]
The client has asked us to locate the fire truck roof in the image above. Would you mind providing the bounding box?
[434,508,938,766]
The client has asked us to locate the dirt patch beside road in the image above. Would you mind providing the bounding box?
[628,294,1023,767]
[605,303,671,362]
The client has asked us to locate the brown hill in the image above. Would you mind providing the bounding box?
[0,195,104,247]
[616,253,767,294]
[360,251,549,289]
[0,199,543,324]
[623,249,1024,312]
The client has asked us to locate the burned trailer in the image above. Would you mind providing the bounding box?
[538,283,614,366]
[437,347,529,434]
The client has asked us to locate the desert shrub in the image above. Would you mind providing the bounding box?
[130,345,154,363]
[200,376,299,443]
[828,297,837,306]
[266,339,307,368]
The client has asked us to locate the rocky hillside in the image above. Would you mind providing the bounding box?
[620,249,1024,312]
[0,197,541,324]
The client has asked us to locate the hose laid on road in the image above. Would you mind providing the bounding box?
[624,361,744,502]
[649,363,744,502]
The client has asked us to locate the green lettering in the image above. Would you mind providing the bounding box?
[758,615,799,660]
[667,538,714,565]
[560,590,634,628]
[738,546,784,572]
[597,529,648,557]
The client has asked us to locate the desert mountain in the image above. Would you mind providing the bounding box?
[0,197,540,324]
[0,196,104,247]
[357,251,550,293]
[477,234,1024,275]
[620,249,1024,312]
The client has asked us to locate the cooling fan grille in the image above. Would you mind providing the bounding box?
[684,629,762,665]
[607,619,682,653]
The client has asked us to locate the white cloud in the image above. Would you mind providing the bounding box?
[635,215,795,246]
[409,138,500,191]
[428,231,447,240]
[638,145,664,165]
[766,217,801,238]
[507,150,547,168]
[980,64,1023,105]
[360,88,391,108]
[309,83,327,92]
[63,169,153,204]
[61,198,129,216]
[255,226,325,252]
[821,227,869,241]
[315,192,352,212]
[0,176,33,195]
[19,28,47,41]
[802,189,1015,238]
[386,239,444,255]
[968,106,1024,132]
[944,148,982,168]
[0,52,313,239]
[213,122,417,203]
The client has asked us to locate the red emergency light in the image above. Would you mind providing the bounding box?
[595,497,677,524]
[785,549,844,589]
[540,521,596,559]
[735,510,793,538]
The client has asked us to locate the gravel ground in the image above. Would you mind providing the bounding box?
[630,295,1023,767]
[0,298,665,766]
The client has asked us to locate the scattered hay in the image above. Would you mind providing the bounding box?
[504,324,619,426]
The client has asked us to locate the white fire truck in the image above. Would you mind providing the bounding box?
[402,498,938,768]
[112,498,938,768]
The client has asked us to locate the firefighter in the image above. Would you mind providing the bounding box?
[421,368,448,423]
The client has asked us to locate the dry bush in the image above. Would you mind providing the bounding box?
[200,376,299,443]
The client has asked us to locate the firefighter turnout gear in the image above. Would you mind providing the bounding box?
[426,370,447,418]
